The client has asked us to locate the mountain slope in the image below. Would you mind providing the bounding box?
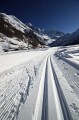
[50,29,79,47]
[0,13,46,52]
[27,23,65,44]
[0,13,65,52]
[41,29,64,39]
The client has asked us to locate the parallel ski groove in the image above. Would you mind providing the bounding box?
[50,55,72,120]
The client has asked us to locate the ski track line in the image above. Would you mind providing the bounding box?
[32,54,72,120]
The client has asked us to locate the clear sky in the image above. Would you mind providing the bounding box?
[0,0,79,33]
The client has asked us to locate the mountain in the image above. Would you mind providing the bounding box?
[26,23,41,33]
[0,13,45,52]
[0,13,65,52]
[27,22,79,47]
[41,29,64,39]
[50,29,79,47]
[27,23,65,45]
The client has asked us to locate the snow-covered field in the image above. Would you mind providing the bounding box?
[0,48,53,120]
[56,44,79,65]
[54,45,79,120]
[0,49,50,73]
[0,46,79,120]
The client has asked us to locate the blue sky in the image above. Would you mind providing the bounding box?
[0,0,79,33]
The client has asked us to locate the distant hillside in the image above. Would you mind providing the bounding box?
[50,29,79,47]
[27,23,65,45]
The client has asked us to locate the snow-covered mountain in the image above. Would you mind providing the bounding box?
[50,29,79,47]
[27,23,65,45]
[41,29,64,39]
[0,13,65,52]
[0,13,46,52]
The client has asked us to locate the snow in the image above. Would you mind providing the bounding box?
[34,32,54,45]
[55,35,61,38]
[0,36,28,52]
[17,47,79,120]
[42,34,50,39]
[33,58,47,120]
[0,48,52,73]
[56,44,79,65]
[48,56,64,120]
[0,48,51,120]
[0,47,79,120]
[0,13,31,33]
[0,13,61,46]
[51,54,79,120]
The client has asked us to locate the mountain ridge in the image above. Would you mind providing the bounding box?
[0,13,64,52]
[50,29,79,47]
[2,13,79,52]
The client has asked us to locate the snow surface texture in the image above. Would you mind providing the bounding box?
[0,51,47,120]
[0,46,79,120]
[51,55,79,120]
[17,47,79,120]
[0,36,28,52]
[56,44,79,65]
[0,49,51,73]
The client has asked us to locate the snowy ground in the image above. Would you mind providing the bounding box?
[0,36,28,52]
[54,45,79,120]
[0,48,53,120]
[56,44,79,65]
[0,46,79,120]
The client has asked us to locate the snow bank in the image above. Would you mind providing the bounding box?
[0,36,28,52]
[51,55,79,120]
[55,45,79,68]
